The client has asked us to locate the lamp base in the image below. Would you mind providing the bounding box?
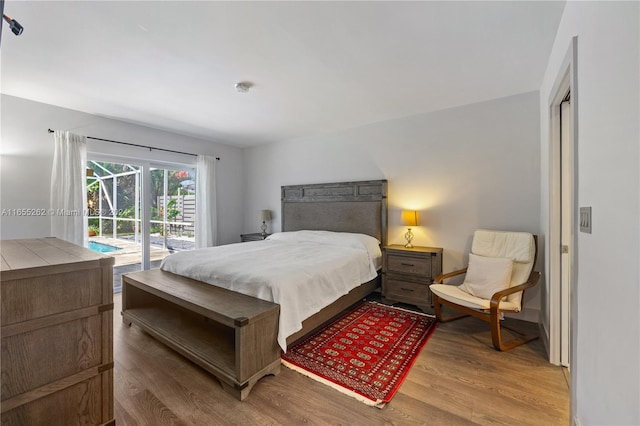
[260,221,267,237]
[404,228,414,248]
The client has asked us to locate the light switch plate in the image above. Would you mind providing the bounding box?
[580,207,592,233]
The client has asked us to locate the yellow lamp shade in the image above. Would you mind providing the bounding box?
[259,210,272,221]
[401,210,417,227]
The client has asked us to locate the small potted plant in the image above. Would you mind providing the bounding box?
[88,225,99,237]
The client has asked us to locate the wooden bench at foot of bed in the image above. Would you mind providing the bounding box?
[121,269,281,401]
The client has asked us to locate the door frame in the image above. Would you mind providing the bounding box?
[87,154,151,269]
[547,35,578,416]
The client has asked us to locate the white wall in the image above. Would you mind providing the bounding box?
[539,2,639,425]
[244,91,542,320]
[0,94,245,245]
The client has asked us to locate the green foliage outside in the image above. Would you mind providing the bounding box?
[86,162,194,237]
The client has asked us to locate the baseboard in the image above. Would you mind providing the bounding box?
[539,321,550,360]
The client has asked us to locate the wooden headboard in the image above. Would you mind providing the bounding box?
[281,180,388,246]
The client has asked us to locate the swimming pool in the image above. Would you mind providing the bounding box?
[88,241,122,254]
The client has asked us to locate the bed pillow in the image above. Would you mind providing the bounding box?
[267,230,381,256]
[460,253,514,300]
[266,230,310,243]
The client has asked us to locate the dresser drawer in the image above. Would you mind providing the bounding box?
[1,268,103,325]
[386,254,432,276]
[1,371,112,426]
[383,277,430,302]
[2,315,105,400]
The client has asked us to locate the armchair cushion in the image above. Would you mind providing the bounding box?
[460,253,513,300]
[472,230,534,263]
[430,283,521,311]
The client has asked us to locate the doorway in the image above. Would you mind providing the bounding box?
[559,91,572,367]
[548,37,578,370]
[86,156,197,292]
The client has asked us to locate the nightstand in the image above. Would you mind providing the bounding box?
[381,245,443,313]
[240,233,270,242]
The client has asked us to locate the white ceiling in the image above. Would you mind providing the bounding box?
[1,1,565,147]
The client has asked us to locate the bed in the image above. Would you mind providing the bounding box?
[121,179,388,399]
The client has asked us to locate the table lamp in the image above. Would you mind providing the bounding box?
[401,210,417,248]
[259,210,272,237]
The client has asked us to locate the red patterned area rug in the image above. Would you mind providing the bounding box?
[281,301,437,408]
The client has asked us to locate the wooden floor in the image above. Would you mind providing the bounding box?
[113,293,569,425]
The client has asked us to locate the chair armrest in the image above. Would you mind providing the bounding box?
[490,271,541,312]
[434,267,468,284]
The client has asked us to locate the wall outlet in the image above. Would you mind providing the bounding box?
[580,207,592,234]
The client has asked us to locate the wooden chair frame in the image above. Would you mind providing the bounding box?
[432,235,540,351]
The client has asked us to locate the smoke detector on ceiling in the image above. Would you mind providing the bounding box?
[235,82,253,93]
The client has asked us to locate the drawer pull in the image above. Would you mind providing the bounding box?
[400,287,415,292]
[400,263,415,267]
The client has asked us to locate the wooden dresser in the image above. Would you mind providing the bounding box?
[0,238,115,426]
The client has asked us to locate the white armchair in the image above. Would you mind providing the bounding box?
[430,229,540,351]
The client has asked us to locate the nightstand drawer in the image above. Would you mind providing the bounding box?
[387,254,431,276]
[241,233,270,242]
[383,278,430,302]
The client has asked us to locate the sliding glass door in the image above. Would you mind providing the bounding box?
[149,166,196,262]
[86,157,196,292]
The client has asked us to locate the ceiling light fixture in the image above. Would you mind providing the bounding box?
[235,82,253,93]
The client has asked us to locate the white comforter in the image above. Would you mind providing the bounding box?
[160,232,381,351]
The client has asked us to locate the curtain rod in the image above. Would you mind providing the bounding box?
[47,129,220,160]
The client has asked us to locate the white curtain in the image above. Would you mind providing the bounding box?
[50,131,87,247]
[195,155,217,248]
